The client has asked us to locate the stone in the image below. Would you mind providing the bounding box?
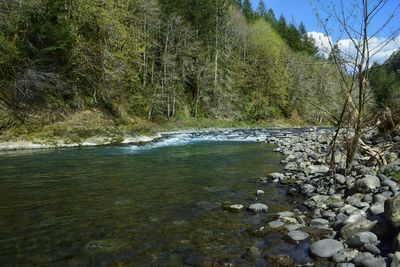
[248,203,269,213]
[284,162,298,171]
[284,230,310,243]
[305,165,330,175]
[268,220,285,228]
[228,204,244,211]
[363,244,380,255]
[335,174,347,185]
[245,246,262,260]
[285,224,302,231]
[337,264,355,267]
[370,203,384,215]
[385,194,400,228]
[356,175,380,193]
[343,213,365,225]
[393,232,400,252]
[347,232,379,248]
[391,252,400,267]
[340,218,377,240]
[277,211,294,218]
[256,190,265,196]
[332,250,357,263]
[310,239,344,258]
[352,252,374,266]
[270,172,285,180]
[301,184,315,195]
[311,218,330,228]
[381,160,400,175]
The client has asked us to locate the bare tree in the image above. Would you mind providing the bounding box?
[310,0,400,173]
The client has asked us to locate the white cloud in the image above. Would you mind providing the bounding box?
[308,32,400,64]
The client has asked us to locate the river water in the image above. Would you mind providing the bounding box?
[0,129,305,266]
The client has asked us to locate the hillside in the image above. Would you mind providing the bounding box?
[0,0,343,143]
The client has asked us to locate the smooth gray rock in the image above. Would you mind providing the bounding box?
[285,230,310,243]
[370,203,384,215]
[310,239,344,258]
[385,194,400,228]
[340,218,377,240]
[352,252,374,265]
[347,232,379,248]
[248,203,269,213]
[363,244,380,255]
[356,175,380,193]
[311,218,330,228]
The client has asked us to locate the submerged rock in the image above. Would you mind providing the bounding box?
[248,203,269,213]
[227,204,244,212]
[310,239,344,258]
[284,230,310,243]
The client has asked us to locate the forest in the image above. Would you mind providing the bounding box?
[0,0,398,137]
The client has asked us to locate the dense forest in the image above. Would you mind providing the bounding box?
[0,0,397,136]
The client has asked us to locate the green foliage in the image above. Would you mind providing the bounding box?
[0,0,342,131]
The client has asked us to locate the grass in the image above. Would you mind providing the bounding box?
[394,171,400,182]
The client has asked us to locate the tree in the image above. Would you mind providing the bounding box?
[242,0,253,21]
[311,0,400,172]
[256,0,266,18]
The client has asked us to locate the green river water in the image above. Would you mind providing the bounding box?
[0,136,299,266]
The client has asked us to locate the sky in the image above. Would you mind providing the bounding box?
[251,0,400,64]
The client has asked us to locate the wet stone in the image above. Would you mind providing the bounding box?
[248,203,269,213]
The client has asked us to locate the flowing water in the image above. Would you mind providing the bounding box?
[0,129,303,266]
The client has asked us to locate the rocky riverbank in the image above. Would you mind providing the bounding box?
[244,129,400,266]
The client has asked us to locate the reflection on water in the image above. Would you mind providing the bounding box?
[0,140,293,266]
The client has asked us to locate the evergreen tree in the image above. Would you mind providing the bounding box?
[242,0,253,21]
[257,0,266,18]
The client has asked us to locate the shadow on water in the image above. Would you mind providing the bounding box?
[0,132,303,266]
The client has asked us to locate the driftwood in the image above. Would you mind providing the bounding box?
[358,138,391,166]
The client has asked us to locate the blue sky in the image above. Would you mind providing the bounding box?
[250,0,400,63]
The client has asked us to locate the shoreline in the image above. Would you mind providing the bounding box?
[255,129,400,266]
[0,126,312,152]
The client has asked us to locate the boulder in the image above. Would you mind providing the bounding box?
[385,195,400,228]
[356,175,380,193]
[347,232,379,248]
[392,252,400,267]
[310,239,344,258]
[340,218,377,240]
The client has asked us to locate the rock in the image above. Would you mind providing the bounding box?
[340,218,377,240]
[228,204,244,212]
[393,232,400,252]
[363,244,380,255]
[370,203,385,215]
[362,257,386,267]
[343,213,365,225]
[268,220,285,228]
[352,252,374,265]
[311,218,330,228]
[310,239,344,258]
[305,165,330,175]
[284,162,298,171]
[335,174,347,185]
[392,252,400,267]
[248,203,269,213]
[256,190,265,196]
[381,160,400,175]
[337,263,355,267]
[382,178,399,193]
[356,175,380,193]
[245,246,262,260]
[385,194,400,228]
[347,232,379,248]
[270,172,285,180]
[301,184,315,195]
[277,211,294,218]
[285,224,302,231]
[332,250,358,263]
[284,230,310,243]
